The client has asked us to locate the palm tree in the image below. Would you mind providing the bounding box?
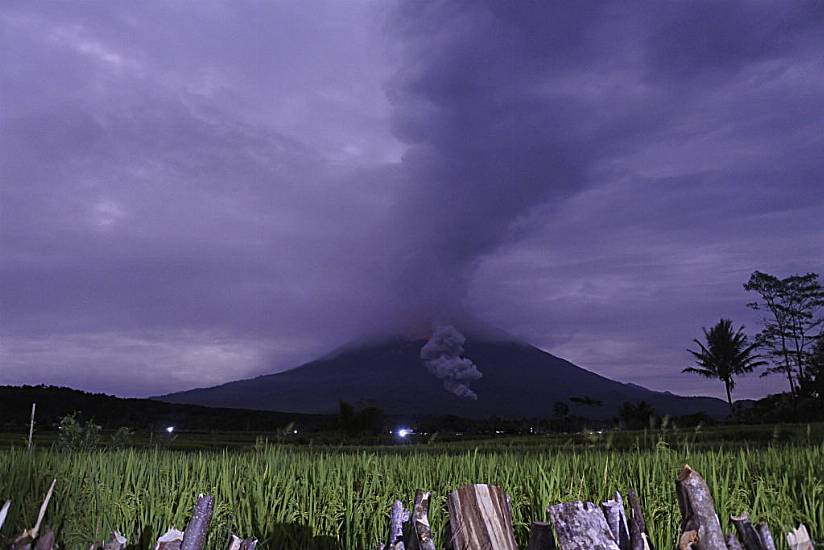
[684,319,766,410]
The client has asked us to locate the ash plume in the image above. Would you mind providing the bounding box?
[420,325,483,399]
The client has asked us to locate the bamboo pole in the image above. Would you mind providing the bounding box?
[27,403,36,452]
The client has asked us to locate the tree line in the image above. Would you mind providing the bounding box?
[684,270,824,411]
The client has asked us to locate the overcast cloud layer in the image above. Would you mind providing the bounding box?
[1,1,822,400]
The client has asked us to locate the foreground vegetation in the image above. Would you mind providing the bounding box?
[1,439,821,549]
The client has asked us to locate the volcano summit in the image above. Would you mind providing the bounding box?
[157,328,728,419]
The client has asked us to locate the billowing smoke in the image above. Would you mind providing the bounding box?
[420,325,483,399]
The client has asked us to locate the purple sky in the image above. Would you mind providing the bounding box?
[1,1,822,401]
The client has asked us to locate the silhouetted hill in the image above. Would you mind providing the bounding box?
[0,385,333,432]
[157,336,729,419]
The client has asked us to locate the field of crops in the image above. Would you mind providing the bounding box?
[1,441,821,550]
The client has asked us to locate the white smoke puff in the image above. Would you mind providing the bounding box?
[420,325,483,400]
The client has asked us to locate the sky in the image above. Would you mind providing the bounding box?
[1,1,822,401]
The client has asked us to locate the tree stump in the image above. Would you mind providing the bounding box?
[601,492,630,550]
[675,465,725,550]
[730,513,764,550]
[786,524,814,550]
[406,490,436,550]
[447,484,518,550]
[548,501,620,550]
[627,489,653,550]
[385,499,409,550]
[755,524,776,550]
[155,528,185,550]
[180,495,214,550]
[725,534,744,550]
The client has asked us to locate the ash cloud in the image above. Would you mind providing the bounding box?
[1,1,822,399]
[420,325,483,399]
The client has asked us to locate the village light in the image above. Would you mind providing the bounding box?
[396,427,412,439]
[165,426,175,434]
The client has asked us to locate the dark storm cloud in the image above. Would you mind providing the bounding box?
[1,1,822,399]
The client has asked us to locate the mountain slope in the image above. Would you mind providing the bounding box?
[157,337,728,419]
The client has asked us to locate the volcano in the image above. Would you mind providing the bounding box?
[156,332,728,419]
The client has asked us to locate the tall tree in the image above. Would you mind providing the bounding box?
[805,333,824,400]
[744,271,824,396]
[684,319,765,410]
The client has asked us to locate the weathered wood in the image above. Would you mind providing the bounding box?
[32,528,54,550]
[155,528,185,550]
[675,465,725,550]
[526,521,556,550]
[385,499,409,549]
[602,492,630,550]
[405,490,435,550]
[0,500,10,531]
[27,403,36,452]
[678,530,698,550]
[627,489,653,550]
[448,484,518,550]
[102,531,128,550]
[225,534,257,550]
[755,524,776,550]
[11,479,57,550]
[32,479,56,541]
[628,515,644,550]
[730,513,764,550]
[726,534,744,550]
[786,524,814,550]
[180,495,214,550]
[548,501,620,550]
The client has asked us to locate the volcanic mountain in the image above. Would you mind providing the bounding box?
[156,333,728,419]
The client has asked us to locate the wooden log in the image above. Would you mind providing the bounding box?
[226,534,258,550]
[725,534,744,550]
[406,490,435,550]
[730,513,764,550]
[755,524,776,550]
[447,484,518,550]
[180,495,214,550]
[155,528,185,550]
[627,489,653,550]
[32,528,54,550]
[526,521,556,550]
[785,524,814,550]
[0,500,10,531]
[548,501,620,550]
[385,499,409,550]
[601,492,630,550]
[102,531,128,550]
[675,465,725,550]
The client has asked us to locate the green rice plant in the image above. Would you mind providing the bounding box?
[0,443,820,549]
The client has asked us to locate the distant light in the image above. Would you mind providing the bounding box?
[165,426,175,434]
[495,430,504,434]
[293,429,298,434]
[397,428,411,439]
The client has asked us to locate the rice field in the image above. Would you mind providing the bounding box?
[1,442,821,550]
